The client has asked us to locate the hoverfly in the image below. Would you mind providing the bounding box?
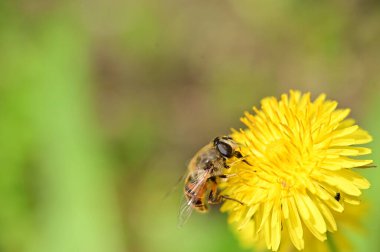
[178,136,249,226]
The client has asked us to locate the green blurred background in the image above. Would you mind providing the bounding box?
[0,1,379,252]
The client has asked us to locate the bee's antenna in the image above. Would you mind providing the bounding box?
[229,151,252,167]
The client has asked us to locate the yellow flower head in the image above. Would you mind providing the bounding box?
[220,90,373,251]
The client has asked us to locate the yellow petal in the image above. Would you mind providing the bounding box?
[316,200,337,232]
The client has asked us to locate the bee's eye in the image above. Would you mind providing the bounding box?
[216,142,233,158]
[213,137,220,146]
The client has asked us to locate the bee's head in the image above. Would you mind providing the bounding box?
[213,136,235,158]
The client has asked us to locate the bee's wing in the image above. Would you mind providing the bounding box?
[162,172,188,201]
[162,158,195,200]
[177,171,209,227]
[177,197,195,227]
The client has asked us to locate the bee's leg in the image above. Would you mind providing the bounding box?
[207,182,219,203]
[219,195,244,205]
[222,157,230,169]
[208,192,244,205]
[207,180,244,205]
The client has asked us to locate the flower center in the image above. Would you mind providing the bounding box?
[266,139,288,161]
[263,138,315,189]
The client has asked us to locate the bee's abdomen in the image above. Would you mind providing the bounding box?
[185,184,196,196]
[184,184,209,213]
[192,198,208,212]
[194,204,208,212]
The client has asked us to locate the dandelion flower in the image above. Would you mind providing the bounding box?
[220,90,373,251]
[236,202,368,252]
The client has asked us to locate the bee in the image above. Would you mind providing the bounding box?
[178,136,248,226]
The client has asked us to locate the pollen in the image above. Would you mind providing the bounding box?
[220,90,373,251]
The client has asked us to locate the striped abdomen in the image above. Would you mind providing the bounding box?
[184,175,209,212]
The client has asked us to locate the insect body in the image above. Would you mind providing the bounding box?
[179,136,247,225]
[334,192,341,201]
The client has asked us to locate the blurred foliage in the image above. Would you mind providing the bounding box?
[0,0,379,252]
